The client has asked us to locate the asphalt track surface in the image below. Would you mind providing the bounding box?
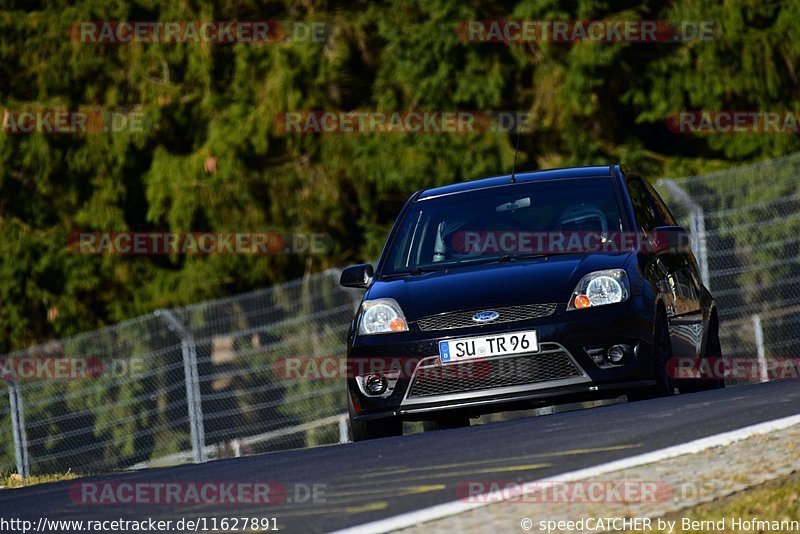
[1,380,799,533]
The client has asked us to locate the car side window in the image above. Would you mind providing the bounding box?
[625,175,662,231]
[645,182,679,227]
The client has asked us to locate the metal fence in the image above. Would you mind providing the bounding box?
[2,154,799,478]
[656,153,800,375]
[2,269,362,477]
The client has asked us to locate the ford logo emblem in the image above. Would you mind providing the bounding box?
[472,311,500,323]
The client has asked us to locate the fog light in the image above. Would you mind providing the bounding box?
[606,345,626,364]
[364,374,388,395]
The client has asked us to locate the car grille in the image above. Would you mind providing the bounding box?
[406,345,583,399]
[416,303,557,331]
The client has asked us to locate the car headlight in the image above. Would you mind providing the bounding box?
[567,269,629,310]
[358,298,409,335]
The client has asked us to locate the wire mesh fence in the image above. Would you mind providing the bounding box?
[168,272,359,456]
[656,153,800,382]
[1,155,799,478]
[0,382,17,475]
[1,269,361,477]
[11,316,192,476]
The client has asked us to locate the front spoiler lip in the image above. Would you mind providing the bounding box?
[351,379,656,421]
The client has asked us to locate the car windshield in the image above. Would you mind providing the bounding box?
[383,176,627,275]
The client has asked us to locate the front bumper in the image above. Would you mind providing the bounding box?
[348,297,655,420]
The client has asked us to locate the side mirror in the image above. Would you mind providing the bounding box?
[647,226,691,254]
[340,264,374,289]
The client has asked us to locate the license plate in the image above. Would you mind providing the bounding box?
[439,330,538,364]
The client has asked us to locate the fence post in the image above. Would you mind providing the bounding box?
[658,179,710,290]
[338,413,350,444]
[694,208,709,289]
[752,314,769,383]
[8,383,30,477]
[156,310,207,464]
[331,268,358,446]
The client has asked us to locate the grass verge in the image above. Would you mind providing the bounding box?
[642,471,800,533]
[1,471,79,489]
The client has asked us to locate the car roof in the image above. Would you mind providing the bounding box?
[417,165,619,200]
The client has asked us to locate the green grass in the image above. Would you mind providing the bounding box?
[643,472,800,533]
[1,471,79,489]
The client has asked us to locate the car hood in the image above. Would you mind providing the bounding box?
[368,252,633,320]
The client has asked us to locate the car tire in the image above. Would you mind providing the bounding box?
[627,308,677,400]
[348,403,402,441]
[682,315,726,392]
[423,415,470,432]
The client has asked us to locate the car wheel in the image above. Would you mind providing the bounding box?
[628,308,676,400]
[423,415,470,431]
[682,316,726,392]
[348,404,402,441]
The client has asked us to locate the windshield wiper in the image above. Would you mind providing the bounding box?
[481,253,550,264]
[504,253,550,261]
[381,266,443,278]
[382,254,549,278]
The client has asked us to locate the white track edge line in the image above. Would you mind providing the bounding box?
[332,413,800,534]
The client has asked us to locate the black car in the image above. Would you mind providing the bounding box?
[340,165,723,440]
